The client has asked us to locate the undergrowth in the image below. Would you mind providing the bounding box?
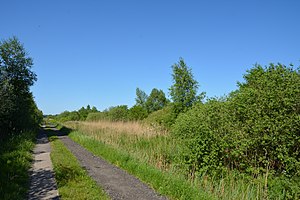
[0,131,36,200]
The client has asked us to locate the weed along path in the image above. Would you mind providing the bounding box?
[28,130,59,200]
[57,133,167,200]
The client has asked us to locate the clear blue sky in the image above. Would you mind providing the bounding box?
[1,1,299,114]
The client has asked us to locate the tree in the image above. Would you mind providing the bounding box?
[135,88,148,108]
[0,37,39,138]
[169,58,204,114]
[145,88,169,113]
[91,106,98,112]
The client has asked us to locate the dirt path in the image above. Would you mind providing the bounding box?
[58,134,167,200]
[27,130,59,200]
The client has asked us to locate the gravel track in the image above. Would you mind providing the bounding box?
[58,134,167,200]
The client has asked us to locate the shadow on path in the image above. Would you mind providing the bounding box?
[27,130,59,200]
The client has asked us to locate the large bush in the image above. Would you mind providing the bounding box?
[172,98,234,175]
[230,64,300,176]
[172,63,300,178]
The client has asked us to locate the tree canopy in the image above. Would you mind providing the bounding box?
[0,37,42,139]
[169,58,203,114]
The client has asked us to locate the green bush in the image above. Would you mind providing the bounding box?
[172,63,300,182]
[144,105,177,129]
[85,105,129,122]
[128,105,148,120]
[172,98,234,176]
[229,64,300,176]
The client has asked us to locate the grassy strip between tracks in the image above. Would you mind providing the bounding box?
[49,135,110,200]
[68,130,215,200]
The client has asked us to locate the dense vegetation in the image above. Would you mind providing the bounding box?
[0,37,42,140]
[0,131,36,200]
[55,59,300,199]
[51,105,98,122]
[0,37,41,199]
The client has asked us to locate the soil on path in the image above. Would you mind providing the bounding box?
[57,132,167,200]
[27,130,59,200]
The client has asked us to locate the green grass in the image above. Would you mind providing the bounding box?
[49,136,110,200]
[0,131,36,200]
[69,130,215,200]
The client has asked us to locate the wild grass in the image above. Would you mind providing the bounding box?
[69,130,215,200]
[65,121,175,171]
[65,121,280,199]
[65,120,168,137]
[49,135,109,200]
[0,131,36,200]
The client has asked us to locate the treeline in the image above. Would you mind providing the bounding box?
[53,87,170,122]
[50,105,98,122]
[0,37,42,140]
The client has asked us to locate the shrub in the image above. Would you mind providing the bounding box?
[172,63,300,178]
[171,98,233,177]
[144,105,177,129]
[128,105,148,120]
[229,63,300,176]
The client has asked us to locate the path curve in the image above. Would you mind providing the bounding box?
[58,134,167,200]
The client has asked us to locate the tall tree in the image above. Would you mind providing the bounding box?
[169,58,203,114]
[0,37,39,137]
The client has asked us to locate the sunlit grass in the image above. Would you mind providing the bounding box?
[65,121,278,199]
[49,135,110,200]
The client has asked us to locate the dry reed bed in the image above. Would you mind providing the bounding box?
[65,121,168,138]
[64,121,174,171]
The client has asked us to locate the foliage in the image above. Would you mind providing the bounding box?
[145,88,169,113]
[229,63,300,176]
[106,105,129,121]
[144,105,177,129]
[171,63,300,198]
[49,134,109,200]
[169,58,204,115]
[135,87,148,108]
[0,37,42,139]
[0,130,36,200]
[54,105,98,122]
[128,105,148,120]
[85,105,129,122]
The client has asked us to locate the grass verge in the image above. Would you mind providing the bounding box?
[0,131,36,200]
[68,130,215,200]
[49,135,110,200]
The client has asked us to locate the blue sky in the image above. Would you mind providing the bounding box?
[1,1,299,114]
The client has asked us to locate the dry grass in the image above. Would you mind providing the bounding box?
[65,120,168,138]
[64,120,175,171]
